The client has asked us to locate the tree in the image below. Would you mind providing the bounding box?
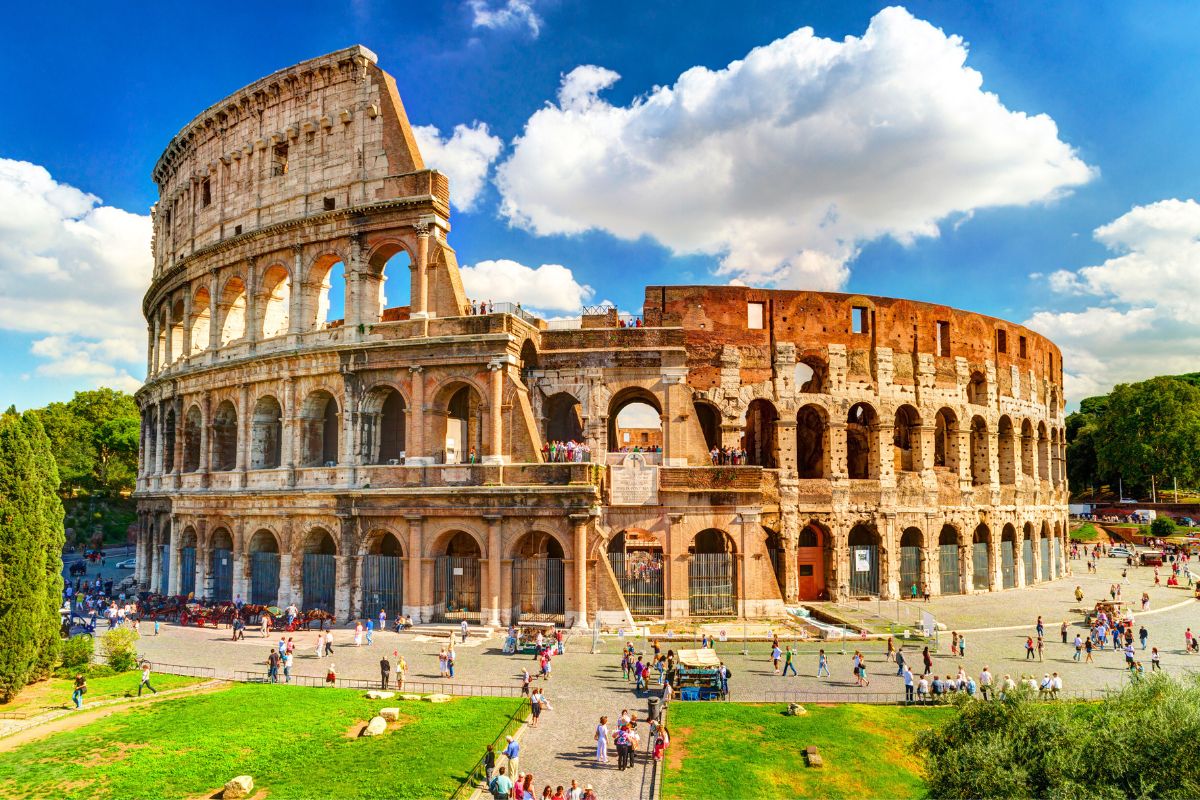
[0,410,65,700]
[1095,377,1200,495]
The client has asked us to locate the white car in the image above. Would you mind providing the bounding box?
[114,558,136,570]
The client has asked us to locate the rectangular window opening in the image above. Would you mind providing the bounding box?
[1019,335,1028,359]
[996,329,1007,354]
[747,301,765,330]
[936,320,951,357]
[851,306,869,335]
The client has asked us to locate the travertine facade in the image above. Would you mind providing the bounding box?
[135,47,1070,626]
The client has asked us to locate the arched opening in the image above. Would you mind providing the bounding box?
[1040,521,1051,581]
[260,265,291,339]
[512,531,566,624]
[794,357,827,394]
[247,529,280,606]
[250,395,283,469]
[796,522,827,600]
[182,405,202,472]
[300,390,339,466]
[608,389,662,453]
[968,370,987,406]
[1021,419,1035,479]
[743,399,779,468]
[1001,524,1017,589]
[219,276,246,346]
[301,527,337,612]
[211,400,238,472]
[545,392,584,446]
[694,401,721,455]
[190,287,211,354]
[209,527,234,602]
[163,407,177,474]
[179,527,197,597]
[847,523,880,596]
[440,384,484,463]
[1022,522,1036,585]
[606,530,664,616]
[934,408,959,471]
[900,527,923,597]
[998,416,1017,485]
[365,246,412,324]
[938,525,962,595]
[363,530,404,618]
[972,524,991,591]
[433,531,482,623]
[796,405,827,478]
[1037,423,1050,481]
[846,403,878,479]
[893,405,921,473]
[169,298,185,362]
[362,386,407,464]
[970,416,990,486]
[688,529,737,616]
[311,258,347,329]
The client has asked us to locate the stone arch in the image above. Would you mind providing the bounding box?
[933,408,959,471]
[608,386,662,452]
[968,370,988,406]
[250,395,283,469]
[794,355,828,394]
[743,398,779,468]
[969,415,990,486]
[893,404,921,473]
[432,380,486,463]
[846,402,878,479]
[546,391,585,445]
[847,523,881,596]
[796,403,829,478]
[190,286,211,354]
[364,239,413,323]
[211,399,238,471]
[182,404,202,472]
[899,526,924,596]
[218,275,247,346]
[259,263,291,339]
[694,400,722,454]
[997,415,1017,485]
[300,389,340,466]
[971,523,991,591]
[362,384,407,464]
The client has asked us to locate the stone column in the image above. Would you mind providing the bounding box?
[485,515,502,626]
[405,515,424,622]
[570,514,589,629]
[412,222,430,318]
[485,360,505,464]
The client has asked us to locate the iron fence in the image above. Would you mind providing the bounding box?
[688,553,736,616]
[512,557,565,623]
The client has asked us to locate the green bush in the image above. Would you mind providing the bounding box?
[1150,516,1177,537]
[100,628,139,673]
[60,634,94,670]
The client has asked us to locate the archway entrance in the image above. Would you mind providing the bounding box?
[606,530,664,616]
[209,528,234,602]
[362,531,404,618]
[511,532,566,624]
[688,529,737,616]
[796,523,827,600]
[939,525,961,595]
[248,529,280,606]
[900,527,923,597]
[972,525,991,591]
[847,524,880,596]
[1001,524,1017,589]
[302,528,337,612]
[432,532,482,623]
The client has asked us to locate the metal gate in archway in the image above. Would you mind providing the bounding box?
[179,547,196,597]
[688,553,736,616]
[1040,538,1051,581]
[512,557,565,624]
[362,555,404,619]
[158,544,170,594]
[1023,539,1035,585]
[900,547,921,595]
[939,544,961,595]
[1001,541,1015,589]
[607,551,664,616]
[250,552,280,605]
[432,556,481,623]
[848,545,879,596]
[303,553,336,612]
[211,549,233,602]
[972,542,990,590]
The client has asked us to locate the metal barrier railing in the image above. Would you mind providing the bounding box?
[448,698,531,800]
[230,671,521,697]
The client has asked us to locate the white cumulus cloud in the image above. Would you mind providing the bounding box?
[496,6,1095,289]
[468,0,541,38]
[458,259,593,312]
[412,122,503,212]
[1031,199,1200,403]
[0,158,150,392]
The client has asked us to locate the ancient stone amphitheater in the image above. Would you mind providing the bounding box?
[134,46,1070,626]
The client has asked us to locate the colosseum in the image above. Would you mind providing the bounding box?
[133,46,1070,628]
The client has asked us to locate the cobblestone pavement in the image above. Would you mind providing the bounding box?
[99,554,1197,798]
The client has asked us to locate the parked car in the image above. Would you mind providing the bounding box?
[114,558,136,570]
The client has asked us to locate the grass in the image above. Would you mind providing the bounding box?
[0,683,521,800]
[662,702,954,800]
[0,672,204,716]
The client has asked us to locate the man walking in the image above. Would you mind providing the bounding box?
[380,654,391,689]
[137,661,157,696]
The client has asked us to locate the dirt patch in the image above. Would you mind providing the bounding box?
[665,726,692,771]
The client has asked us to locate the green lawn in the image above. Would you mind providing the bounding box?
[0,672,204,716]
[662,703,954,800]
[0,683,521,800]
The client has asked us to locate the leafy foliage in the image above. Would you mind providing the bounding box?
[32,388,140,497]
[916,675,1200,799]
[100,628,140,673]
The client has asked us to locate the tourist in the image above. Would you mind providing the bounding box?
[489,766,513,799]
[504,734,521,777]
[595,716,610,764]
[380,654,391,689]
[72,673,86,709]
[137,661,158,696]
[817,649,829,678]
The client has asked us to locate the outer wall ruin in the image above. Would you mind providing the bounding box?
[134,46,1070,627]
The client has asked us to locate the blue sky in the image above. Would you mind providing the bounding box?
[2,1,1200,411]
